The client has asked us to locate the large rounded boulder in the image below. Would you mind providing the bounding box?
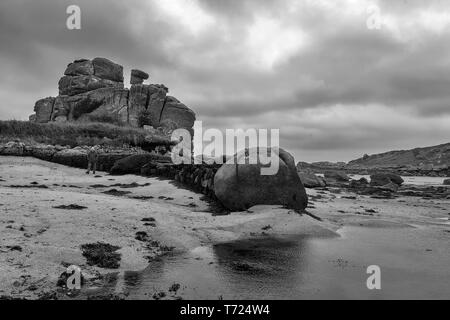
[214,147,308,211]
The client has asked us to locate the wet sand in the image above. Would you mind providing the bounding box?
[0,156,449,299]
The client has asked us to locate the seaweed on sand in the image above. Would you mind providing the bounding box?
[80,242,121,269]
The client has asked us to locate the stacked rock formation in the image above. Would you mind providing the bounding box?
[30,57,195,133]
[130,69,149,85]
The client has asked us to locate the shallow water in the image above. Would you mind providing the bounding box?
[348,174,447,186]
[119,226,450,300]
[315,173,447,186]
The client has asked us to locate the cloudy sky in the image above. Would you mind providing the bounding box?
[1,0,450,162]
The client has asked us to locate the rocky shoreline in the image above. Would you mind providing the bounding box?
[0,141,311,212]
[0,140,143,172]
[3,140,449,206]
[298,161,450,177]
[297,170,450,200]
[1,156,449,299]
[0,156,336,300]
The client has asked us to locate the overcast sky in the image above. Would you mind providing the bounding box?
[1,0,450,162]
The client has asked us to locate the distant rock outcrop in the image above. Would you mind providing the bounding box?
[298,171,326,188]
[29,57,196,134]
[348,143,450,174]
[370,173,404,187]
[297,142,450,177]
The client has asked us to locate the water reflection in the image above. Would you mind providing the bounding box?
[212,237,311,298]
[112,227,450,299]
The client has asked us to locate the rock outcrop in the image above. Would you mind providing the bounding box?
[0,141,141,172]
[347,142,450,177]
[349,177,369,189]
[370,173,404,187]
[444,179,450,185]
[213,148,308,211]
[324,170,350,182]
[110,154,169,175]
[298,142,450,177]
[33,97,56,123]
[29,57,196,134]
[298,171,326,188]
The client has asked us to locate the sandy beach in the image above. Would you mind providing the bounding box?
[1,156,449,299]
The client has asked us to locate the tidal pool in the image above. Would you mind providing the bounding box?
[119,225,450,300]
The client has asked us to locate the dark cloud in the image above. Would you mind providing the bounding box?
[1,0,449,162]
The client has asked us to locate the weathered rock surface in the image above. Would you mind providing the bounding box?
[30,57,195,133]
[72,88,130,122]
[146,84,169,128]
[34,97,56,123]
[58,75,123,96]
[64,59,94,76]
[160,96,196,133]
[214,148,308,211]
[51,96,70,121]
[443,179,450,185]
[92,57,124,82]
[128,84,151,127]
